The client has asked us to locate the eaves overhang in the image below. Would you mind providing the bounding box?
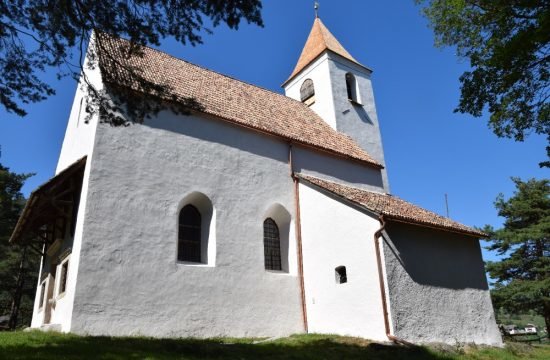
[296,173,487,239]
[9,157,87,245]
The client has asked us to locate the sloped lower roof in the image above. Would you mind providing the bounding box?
[96,33,382,168]
[285,18,368,84]
[10,157,87,244]
[298,174,486,238]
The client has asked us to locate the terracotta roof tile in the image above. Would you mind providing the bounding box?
[285,18,366,83]
[298,174,486,238]
[96,33,381,168]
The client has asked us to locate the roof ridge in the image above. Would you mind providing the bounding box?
[110,34,297,101]
[316,18,329,48]
[103,33,340,115]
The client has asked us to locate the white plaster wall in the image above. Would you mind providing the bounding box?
[382,222,502,345]
[292,146,385,193]
[54,156,95,332]
[56,38,101,174]
[69,110,305,338]
[45,254,72,328]
[30,264,46,328]
[299,182,387,341]
[30,37,101,330]
[54,36,102,331]
[327,54,390,192]
[284,54,337,130]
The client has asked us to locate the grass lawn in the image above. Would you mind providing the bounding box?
[0,331,549,360]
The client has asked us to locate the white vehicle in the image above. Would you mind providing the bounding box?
[524,324,537,333]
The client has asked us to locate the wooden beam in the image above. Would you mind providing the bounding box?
[28,244,45,257]
[29,230,51,244]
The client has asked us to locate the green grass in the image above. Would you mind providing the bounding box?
[0,331,549,360]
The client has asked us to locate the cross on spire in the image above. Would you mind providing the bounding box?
[314,2,319,18]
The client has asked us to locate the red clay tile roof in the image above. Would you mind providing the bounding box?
[298,174,486,238]
[285,18,367,84]
[95,33,382,168]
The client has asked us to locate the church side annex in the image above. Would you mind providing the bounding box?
[10,16,502,345]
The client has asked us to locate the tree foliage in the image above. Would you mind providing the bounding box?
[417,0,550,167]
[0,0,263,118]
[483,178,550,331]
[0,163,38,328]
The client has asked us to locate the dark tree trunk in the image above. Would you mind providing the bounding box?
[544,301,550,334]
[8,246,27,330]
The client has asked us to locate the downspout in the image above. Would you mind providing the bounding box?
[289,143,308,332]
[374,215,413,346]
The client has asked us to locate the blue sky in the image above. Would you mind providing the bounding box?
[0,1,547,264]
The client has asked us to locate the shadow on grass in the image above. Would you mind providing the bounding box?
[0,332,450,360]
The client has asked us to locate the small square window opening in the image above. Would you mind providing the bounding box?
[335,266,347,284]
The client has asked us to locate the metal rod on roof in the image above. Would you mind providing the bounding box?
[445,193,450,218]
[314,2,319,18]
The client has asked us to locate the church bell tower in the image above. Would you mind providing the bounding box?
[283,17,389,190]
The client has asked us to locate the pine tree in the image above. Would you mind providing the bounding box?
[484,178,550,331]
[0,163,38,329]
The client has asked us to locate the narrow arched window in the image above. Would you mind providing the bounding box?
[345,72,359,103]
[263,218,282,270]
[300,78,315,106]
[178,205,201,262]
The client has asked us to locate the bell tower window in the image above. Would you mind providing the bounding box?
[345,73,360,104]
[300,79,315,106]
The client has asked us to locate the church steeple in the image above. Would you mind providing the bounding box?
[284,18,365,85]
[283,17,390,191]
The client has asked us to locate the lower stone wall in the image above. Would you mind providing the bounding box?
[382,222,502,346]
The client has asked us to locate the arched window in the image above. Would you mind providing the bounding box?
[263,218,282,270]
[300,79,315,106]
[345,72,360,103]
[178,205,202,262]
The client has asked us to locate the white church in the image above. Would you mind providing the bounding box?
[11,17,502,345]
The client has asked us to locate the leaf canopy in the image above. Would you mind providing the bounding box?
[417,0,550,166]
[0,0,263,116]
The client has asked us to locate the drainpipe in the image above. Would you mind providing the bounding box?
[289,144,308,332]
[374,215,414,346]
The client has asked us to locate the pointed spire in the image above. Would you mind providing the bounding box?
[285,17,363,84]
